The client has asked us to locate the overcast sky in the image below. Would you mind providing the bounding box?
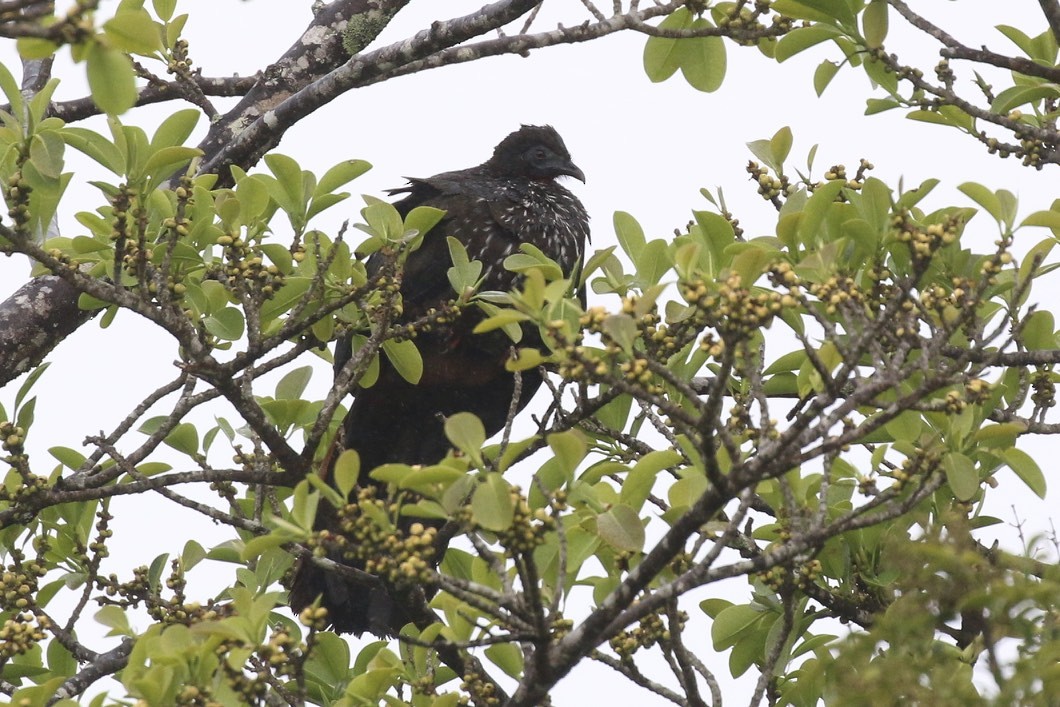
[1,1,1058,704]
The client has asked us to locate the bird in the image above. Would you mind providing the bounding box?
[288,125,590,636]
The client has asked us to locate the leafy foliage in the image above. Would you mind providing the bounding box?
[0,2,1059,706]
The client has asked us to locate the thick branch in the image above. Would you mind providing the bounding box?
[194,0,410,185]
[198,0,542,179]
[1041,0,1060,46]
[42,75,257,123]
[0,272,95,389]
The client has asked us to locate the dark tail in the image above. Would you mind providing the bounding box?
[288,498,406,636]
[287,383,444,636]
[288,363,543,635]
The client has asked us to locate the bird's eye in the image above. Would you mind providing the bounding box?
[531,147,548,162]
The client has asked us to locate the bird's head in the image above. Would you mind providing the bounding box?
[486,125,586,183]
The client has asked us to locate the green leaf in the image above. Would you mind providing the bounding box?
[104,8,163,55]
[813,60,840,97]
[15,363,49,412]
[381,339,423,384]
[61,127,126,175]
[680,26,726,93]
[17,36,59,60]
[731,245,773,287]
[958,182,1003,222]
[621,449,682,511]
[770,126,793,167]
[1023,310,1055,350]
[447,236,483,295]
[153,0,177,22]
[797,179,845,245]
[972,422,1025,449]
[314,159,371,197]
[711,604,765,650]
[404,205,446,239]
[164,423,199,456]
[772,0,850,24]
[259,276,311,322]
[332,450,360,500]
[140,145,201,185]
[149,108,199,151]
[596,504,644,551]
[613,211,646,260]
[1002,448,1046,498]
[865,97,900,115]
[473,308,530,334]
[95,606,134,637]
[265,154,310,231]
[505,347,546,371]
[485,642,523,680]
[643,7,691,83]
[359,199,404,242]
[444,412,486,467]
[86,45,137,115]
[862,0,888,48]
[601,313,637,354]
[991,85,1060,115]
[49,446,86,470]
[275,366,312,400]
[942,452,979,502]
[774,25,841,62]
[472,473,514,531]
[548,430,587,474]
[884,410,922,441]
[204,307,245,340]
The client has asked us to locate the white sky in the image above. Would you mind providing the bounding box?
[1,1,1058,704]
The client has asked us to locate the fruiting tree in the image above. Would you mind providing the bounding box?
[1,1,1059,706]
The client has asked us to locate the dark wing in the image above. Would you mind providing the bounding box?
[335,171,523,374]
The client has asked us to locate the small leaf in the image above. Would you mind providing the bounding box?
[485,643,523,680]
[680,28,726,93]
[275,366,313,400]
[382,339,423,384]
[770,126,793,167]
[643,7,691,82]
[61,127,126,175]
[404,205,446,238]
[472,473,514,531]
[774,25,840,62]
[153,0,177,22]
[601,313,637,354]
[813,60,840,96]
[943,452,979,502]
[204,307,245,340]
[958,182,1003,222]
[596,504,645,551]
[972,422,1025,449]
[49,446,86,470]
[314,159,372,197]
[711,604,764,650]
[621,450,683,511]
[505,347,546,371]
[95,606,134,637]
[333,450,360,499]
[444,412,486,467]
[473,309,530,334]
[86,45,137,115]
[862,0,888,48]
[1002,448,1046,498]
[1022,310,1055,351]
[613,211,646,260]
[104,9,163,55]
[164,423,199,456]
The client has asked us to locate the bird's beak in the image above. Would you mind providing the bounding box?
[555,159,586,183]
